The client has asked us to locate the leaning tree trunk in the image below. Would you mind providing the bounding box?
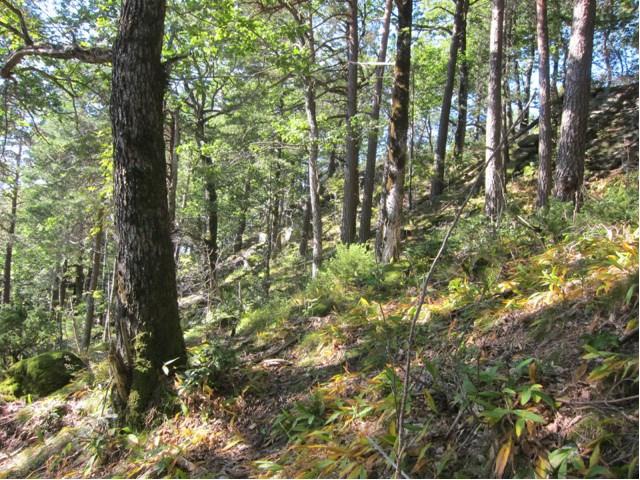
[484,0,505,222]
[431,0,466,200]
[341,0,359,245]
[82,210,104,351]
[535,0,553,209]
[359,0,392,243]
[2,141,21,305]
[376,0,412,264]
[110,0,186,423]
[453,0,470,161]
[553,0,596,204]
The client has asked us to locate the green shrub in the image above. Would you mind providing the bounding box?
[304,244,380,315]
[180,341,237,393]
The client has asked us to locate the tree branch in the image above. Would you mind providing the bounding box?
[0,0,33,45]
[1,44,111,79]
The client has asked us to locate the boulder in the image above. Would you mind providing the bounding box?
[0,351,85,398]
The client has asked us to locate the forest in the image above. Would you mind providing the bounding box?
[0,0,638,478]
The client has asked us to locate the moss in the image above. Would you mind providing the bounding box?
[126,332,158,426]
[0,351,85,398]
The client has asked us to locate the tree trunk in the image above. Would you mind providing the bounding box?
[193,117,218,293]
[484,0,505,221]
[110,0,186,423]
[234,178,251,253]
[359,0,392,243]
[74,261,84,303]
[431,0,466,200]
[341,0,359,245]
[167,110,179,227]
[82,210,104,351]
[553,0,596,204]
[2,141,20,304]
[376,0,412,264]
[299,197,311,257]
[453,0,470,161]
[535,0,553,209]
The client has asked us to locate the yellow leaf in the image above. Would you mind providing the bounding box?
[424,389,438,413]
[529,361,538,383]
[535,455,551,478]
[494,437,512,478]
[589,443,601,468]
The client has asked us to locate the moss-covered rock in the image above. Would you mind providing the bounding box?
[0,351,86,398]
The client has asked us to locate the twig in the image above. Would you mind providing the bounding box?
[367,436,410,479]
[561,394,639,406]
[393,97,535,478]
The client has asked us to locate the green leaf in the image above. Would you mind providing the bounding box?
[513,409,545,423]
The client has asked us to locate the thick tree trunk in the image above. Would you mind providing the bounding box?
[431,0,466,200]
[359,0,392,243]
[82,210,104,351]
[536,0,553,209]
[484,0,505,221]
[2,141,20,305]
[110,0,186,423]
[376,0,412,264]
[453,0,470,161]
[341,0,359,245]
[553,0,596,204]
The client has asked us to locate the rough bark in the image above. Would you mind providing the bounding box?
[82,210,104,351]
[535,0,553,209]
[431,0,466,200]
[341,0,359,245]
[2,141,20,304]
[484,0,505,221]
[553,0,596,204]
[376,0,412,264]
[110,0,186,423]
[453,0,470,161]
[359,0,392,243]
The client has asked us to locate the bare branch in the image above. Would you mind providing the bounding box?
[1,44,111,79]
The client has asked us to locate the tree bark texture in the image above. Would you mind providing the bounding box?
[342,0,359,245]
[110,0,186,423]
[431,0,466,200]
[484,0,505,221]
[535,0,553,209]
[376,0,412,264]
[553,0,596,204]
[453,0,470,161]
[359,0,392,243]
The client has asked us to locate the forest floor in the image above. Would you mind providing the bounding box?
[0,167,638,479]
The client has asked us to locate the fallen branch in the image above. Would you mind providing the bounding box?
[367,436,410,479]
